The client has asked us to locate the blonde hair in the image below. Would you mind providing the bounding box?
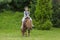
[24,6,29,11]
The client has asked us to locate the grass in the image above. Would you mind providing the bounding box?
[0,11,60,40]
[0,28,60,40]
[0,11,23,30]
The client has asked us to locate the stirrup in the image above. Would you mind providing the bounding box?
[32,25,34,27]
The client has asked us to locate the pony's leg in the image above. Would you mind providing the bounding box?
[21,29,24,36]
[22,30,24,36]
[22,28,26,36]
[25,30,27,37]
[28,29,30,36]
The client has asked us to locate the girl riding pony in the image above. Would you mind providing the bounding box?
[21,6,33,29]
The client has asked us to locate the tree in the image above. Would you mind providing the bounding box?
[30,0,37,18]
[52,0,60,27]
[0,0,31,11]
[33,0,53,30]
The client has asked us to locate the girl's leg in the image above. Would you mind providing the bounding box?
[21,17,25,29]
[21,21,23,29]
[30,18,34,27]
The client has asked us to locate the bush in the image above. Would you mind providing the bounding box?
[32,0,53,30]
[41,20,53,30]
[52,0,60,28]
[34,20,53,30]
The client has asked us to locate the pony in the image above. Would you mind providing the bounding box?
[21,17,32,36]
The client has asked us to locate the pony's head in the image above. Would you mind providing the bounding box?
[24,17,32,30]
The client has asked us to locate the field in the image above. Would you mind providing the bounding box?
[0,28,60,40]
[0,11,60,40]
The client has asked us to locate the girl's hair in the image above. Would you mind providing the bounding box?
[24,6,28,8]
[24,6,29,11]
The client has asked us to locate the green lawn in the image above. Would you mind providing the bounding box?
[0,11,60,40]
[0,28,60,40]
[0,11,23,30]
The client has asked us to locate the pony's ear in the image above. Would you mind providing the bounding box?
[27,17,30,19]
[25,17,30,19]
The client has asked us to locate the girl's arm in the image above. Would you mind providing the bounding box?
[29,11,30,16]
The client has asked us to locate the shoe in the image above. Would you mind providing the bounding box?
[32,25,34,28]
